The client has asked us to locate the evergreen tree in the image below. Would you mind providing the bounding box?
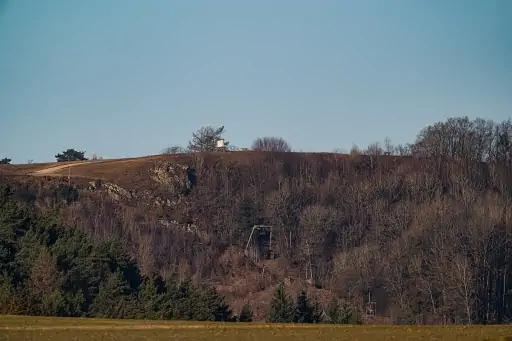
[0,158,11,164]
[40,289,68,316]
[198,287,233,321]
[238,302,253,322]
[327,297,360,324]
[0,276,18,314]
[55,149,88,162]
[266,282,295,323]
[166,279,200,320]
[294,288,323,323]
[136,277,165,319]
[90,270,135,319]
[0,186,31,278]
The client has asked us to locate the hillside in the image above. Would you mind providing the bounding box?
[1,116,512,324]
[1,149,511,324]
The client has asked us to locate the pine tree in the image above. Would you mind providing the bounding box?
[294,288,323,323]
[166,280,200,320]
[136,278,165,319]
[339,300,353,324]
[238,302,253,322]
[54,149,88,162]
[198,286,233,321]
[327,296,355,324]
[0,275,17,314]
[90,270,135,319]
[266,282,295,323]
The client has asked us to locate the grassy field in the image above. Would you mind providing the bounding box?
[0,316,511,341]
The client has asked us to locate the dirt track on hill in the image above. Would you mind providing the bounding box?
[29,162,84,176]
[25,158,150,182]
[29,161,93,176]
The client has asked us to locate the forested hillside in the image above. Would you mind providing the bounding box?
[1,116,511,324]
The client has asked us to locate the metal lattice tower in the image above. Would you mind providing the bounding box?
[244,225,274,263]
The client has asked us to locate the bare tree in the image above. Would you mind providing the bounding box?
[364,142,383,156]
[410,116,511,165]
[452,255,475,324]
[188,125,226,152]
[494,119,512,166]
[394,144,412,156]
[251,137,292,152]
[298,204,334,281]
[384,137,394,155]
[162,146,187,154]
[349,144,361,155]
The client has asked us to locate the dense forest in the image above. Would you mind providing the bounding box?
[1,116,511,324]
[0,185,235,320]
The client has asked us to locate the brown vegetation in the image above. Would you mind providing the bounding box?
[0,116,511,323]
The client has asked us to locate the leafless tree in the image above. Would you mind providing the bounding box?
[188,125,226,152]
[349,144,361,155]
[161,145,187,154]
[251,137,292,152]
[383,137,394,155]
[410,116,511,165]
[364,142,383,156]
[452,255,475,324]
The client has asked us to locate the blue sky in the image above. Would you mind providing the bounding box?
[1,0,511,163]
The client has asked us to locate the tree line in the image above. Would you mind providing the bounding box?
[1,126,292,164]
[3,116,511,163]
[162,125,293,154]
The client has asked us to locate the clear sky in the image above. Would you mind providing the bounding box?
[1,0,511,163]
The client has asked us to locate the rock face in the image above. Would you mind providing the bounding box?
[88,180,133,201]
[104,183,133,201]
[83,161,197,205]
[150,162,195,195]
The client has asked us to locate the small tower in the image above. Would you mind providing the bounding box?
[216,139,229,151]
[365,286,377,321]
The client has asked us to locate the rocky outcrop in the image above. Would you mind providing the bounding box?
[87,180,133,201]
[150,161,195,195]
[104,183,133,201]
[83,161,197,205]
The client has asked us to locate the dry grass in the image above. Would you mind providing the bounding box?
[0,316,511,341]
[0,151,405,190]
